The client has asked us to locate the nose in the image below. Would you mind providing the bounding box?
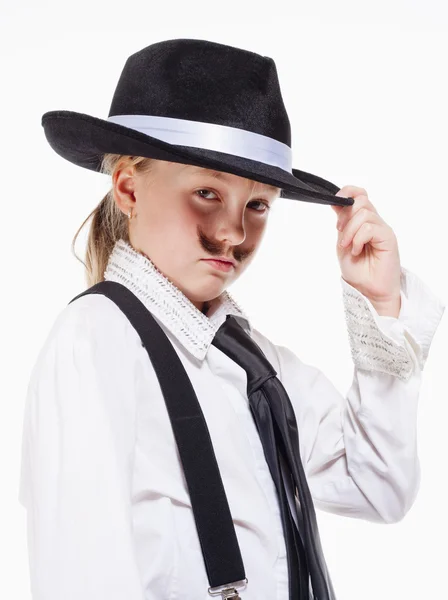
[213,209,247,246]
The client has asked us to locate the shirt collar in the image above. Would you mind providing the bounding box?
[104,239,252,360]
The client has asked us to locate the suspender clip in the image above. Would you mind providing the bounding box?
[208,577,248,599]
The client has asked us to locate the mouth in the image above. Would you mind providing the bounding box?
[201,259,235,272]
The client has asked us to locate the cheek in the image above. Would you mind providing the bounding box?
[150,203,199,248]
[169,205,200,238]
[243,219,268,245]
[170,199,222,241]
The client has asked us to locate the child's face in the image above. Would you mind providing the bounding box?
[113,159,280,312]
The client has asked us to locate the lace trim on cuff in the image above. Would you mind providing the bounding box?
[342,285,414,382]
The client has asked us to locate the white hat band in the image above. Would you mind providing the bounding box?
[107,114,293,173]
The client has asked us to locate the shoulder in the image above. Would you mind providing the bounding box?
[248,326,342,433]
[57,291,132,334]
[249,324,322,384]
[29,292,142,387]
[59,290,140,342]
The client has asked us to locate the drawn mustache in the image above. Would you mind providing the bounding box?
[197,225,255,264]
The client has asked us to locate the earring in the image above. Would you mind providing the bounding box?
[127,208,132,220]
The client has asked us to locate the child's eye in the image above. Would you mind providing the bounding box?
[195,189,217,200]
[195,189,270,213]
[250,200,271,213]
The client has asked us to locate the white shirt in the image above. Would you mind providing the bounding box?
[18,238,445,600]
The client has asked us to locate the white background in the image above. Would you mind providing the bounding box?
[2,1,447,598]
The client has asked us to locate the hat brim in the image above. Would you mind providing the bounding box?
[41,110,354,207]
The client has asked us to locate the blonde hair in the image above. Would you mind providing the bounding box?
[71,154,154,288]
[72,154,281,288]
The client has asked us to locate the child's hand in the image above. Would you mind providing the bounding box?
[330,186,402,318]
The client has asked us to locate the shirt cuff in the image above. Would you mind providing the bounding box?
[340,266,446,382]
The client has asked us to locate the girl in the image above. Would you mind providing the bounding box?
[18,38,445,600]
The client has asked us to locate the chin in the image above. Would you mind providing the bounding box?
[189,279,226,303]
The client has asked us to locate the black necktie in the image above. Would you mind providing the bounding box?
[211,315,337,600]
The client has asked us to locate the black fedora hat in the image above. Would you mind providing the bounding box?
[41,38,354,208]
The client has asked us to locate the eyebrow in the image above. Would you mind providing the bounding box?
[187,166,281,196]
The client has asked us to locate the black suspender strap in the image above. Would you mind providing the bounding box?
[69,281,248,600]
